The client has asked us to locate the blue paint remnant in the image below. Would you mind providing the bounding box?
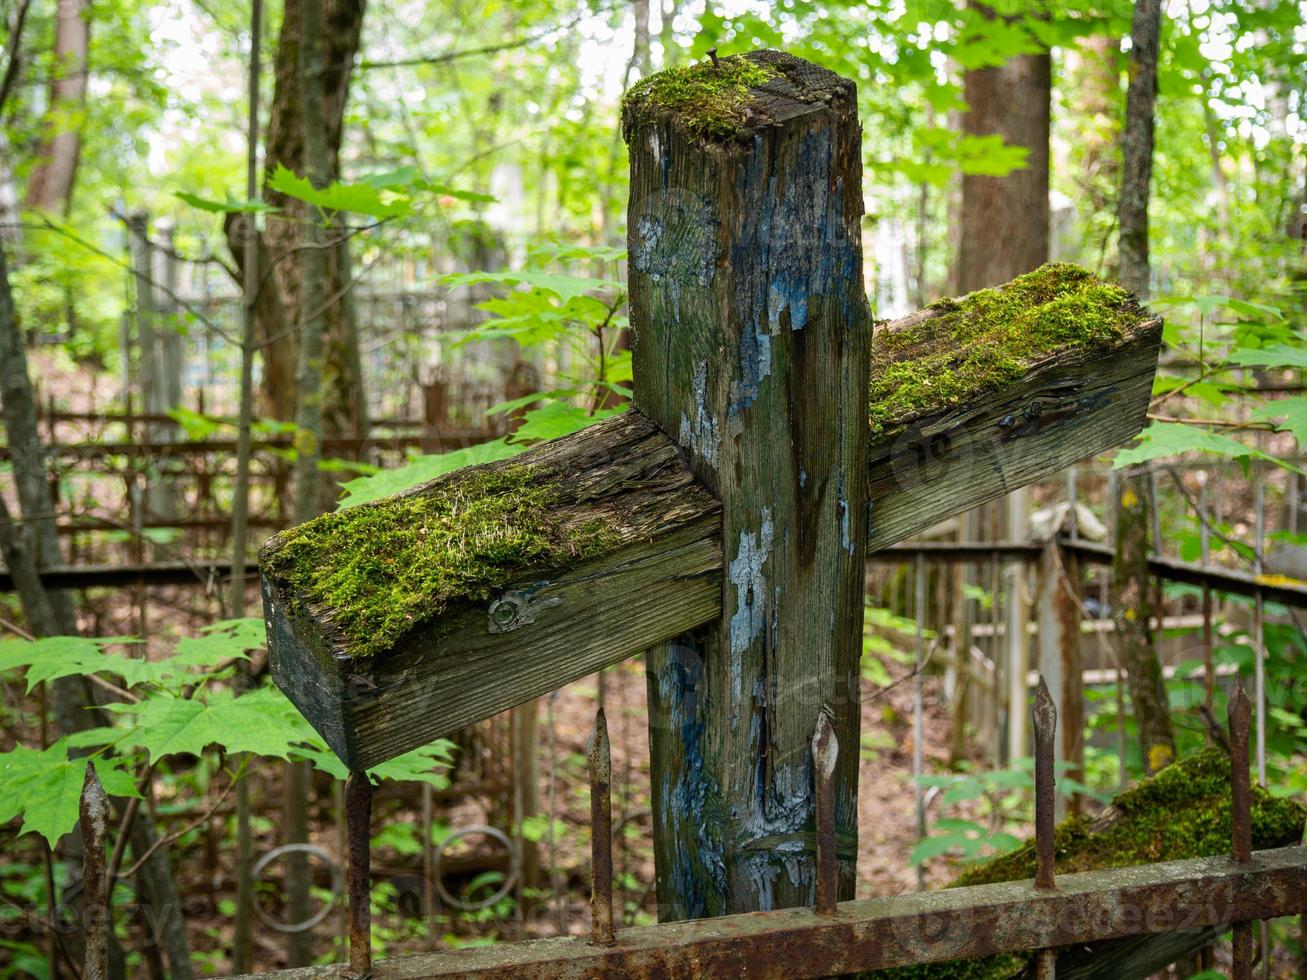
[678,361,720,467]
[728,324,772,419]
[799,469,807,489]
[768,277,809,332]
[654,643,727,919]
[631,193,716,297]
[728,511,774,722]
[837,471,854,555]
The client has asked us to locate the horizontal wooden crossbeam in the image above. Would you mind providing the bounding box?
[248,845,1307,979]
[261,273,1162,769]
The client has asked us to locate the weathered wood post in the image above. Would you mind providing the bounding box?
[1036,513,1084,816]
[623,51,869,918]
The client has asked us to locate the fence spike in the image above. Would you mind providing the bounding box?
[812,704,839,916]
[587,706,615,946]
[1229,677,1252,865]
[80,761,110,980]
[1033,675,1057,891]
[345,772,374,979]
[1034,947,1057,980]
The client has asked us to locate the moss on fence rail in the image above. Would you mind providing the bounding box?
[259,466,619,659]
[869,748,1305,979]
[868,263,1144,436]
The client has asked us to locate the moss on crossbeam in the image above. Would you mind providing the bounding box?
[621,55,779,139]
[259,467,619,659]
[866,748,1305,979]
[868,264,1142,436]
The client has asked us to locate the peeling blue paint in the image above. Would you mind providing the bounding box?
[653,643,727,920]
[631,194,716,290]
[678,361,720,468]
[768,277,809,332]
[728,511,774,722]
[728,324,772,418]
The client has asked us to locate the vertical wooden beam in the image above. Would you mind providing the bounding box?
[626,51,868,919]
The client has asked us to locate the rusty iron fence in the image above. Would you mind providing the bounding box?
[69,671,1306,978]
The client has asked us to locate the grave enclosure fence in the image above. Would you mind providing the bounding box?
[55,50,1307,979]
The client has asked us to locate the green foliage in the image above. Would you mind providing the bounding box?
[954,748,1305,887]
[1115,422,1302,474]
[261,467,620,658]
[0,747,139,847]
[0,622,457,848]
[911,760,1108,869]
[337,439,525,508]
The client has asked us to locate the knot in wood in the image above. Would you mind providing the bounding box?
[488,588,563,634]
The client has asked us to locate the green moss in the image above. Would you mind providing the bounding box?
[865,749,1304,980]
[868,263,1141,435]
[621,55,780,139]
[953,747,1304,888]
[260,467,620,659]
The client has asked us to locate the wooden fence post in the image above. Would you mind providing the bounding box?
[624,52,868,919]
[1037,520,1084,817]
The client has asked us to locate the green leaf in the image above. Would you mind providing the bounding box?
[910,833,964,865]
[1251,397,1307,446]
[267,163,412,219]
[509,403,621,444]
[1115,423,1304,475]
[1226,344,1307,370]
[174,191,277,214]
[336,439,524,508]
[115,687,314,763]
[0,636,175,692]
[0,744,139,847]
[169,618,265,669]
[440,270,620,305]
[367,740,457,787]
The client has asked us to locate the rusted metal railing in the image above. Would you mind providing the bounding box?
[77,672,1303,979]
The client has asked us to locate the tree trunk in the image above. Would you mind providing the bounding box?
[1,241,194,979]
[956,6,1050,765]
[24,0,88,214]
[243,0,367,437]
[1112,466,1174,774]
[956,4,1050,294]
[1117,0,1162,298]
[283,0,332,963]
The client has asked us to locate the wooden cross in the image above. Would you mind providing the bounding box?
[259,51,1161,923]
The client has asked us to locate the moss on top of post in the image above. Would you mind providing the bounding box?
[868,264,1145,436]
[621,50,854,142]
[621,54,780,139]
[258,467,620,659]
